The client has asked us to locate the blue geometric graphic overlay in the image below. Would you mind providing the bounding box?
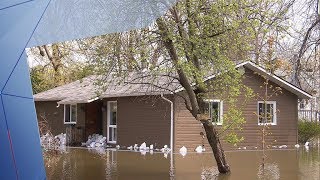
[0,96,17,180]
[2,95,46,179]
[0,0,50,179]
[0,0,51,90]
[3,52,34,99]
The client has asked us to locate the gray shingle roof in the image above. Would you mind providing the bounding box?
[34,72,179,104]
[34,61,313,104]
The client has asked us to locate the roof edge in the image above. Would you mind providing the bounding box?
[175,61,313,99]
[243,61,313,99]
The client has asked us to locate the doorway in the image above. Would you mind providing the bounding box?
[107,101,117,144]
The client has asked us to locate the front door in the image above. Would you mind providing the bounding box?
[107,101,117,144]
[85,102,102,138]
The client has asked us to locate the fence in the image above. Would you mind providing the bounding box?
[298,110,320,122]
[66,125,85,146]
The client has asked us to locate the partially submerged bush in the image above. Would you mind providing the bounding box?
[298,120,320,144]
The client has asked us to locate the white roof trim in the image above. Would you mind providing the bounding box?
[175,61,313,99]
[87,97,99,103]
[243,61,313,99]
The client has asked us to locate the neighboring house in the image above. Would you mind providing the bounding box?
[298,98,320,122]
[34,61,313,151]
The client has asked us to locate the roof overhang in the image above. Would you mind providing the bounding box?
[57,97,99,104]
[242,61,313,99]
[175,61,313,99]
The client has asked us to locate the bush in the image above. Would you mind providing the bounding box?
[298,120,320,144]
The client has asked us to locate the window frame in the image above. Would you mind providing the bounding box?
[204,99,223,125]
[64,104,77,124]
[257,101,277,126]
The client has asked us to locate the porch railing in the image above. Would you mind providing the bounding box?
[66,125,85,146]
[298,110,320,122]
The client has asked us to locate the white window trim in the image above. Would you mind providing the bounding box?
[64,104,77,124]
[107,101,117,144]
[204,99,223,125]
[257,101,277,126]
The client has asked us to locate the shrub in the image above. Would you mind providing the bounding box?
[298,120,320,144]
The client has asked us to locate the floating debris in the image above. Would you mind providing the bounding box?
[179,146,187,157]
[195,145,205,153]
[134,144,138,150]
[161,145,171,153]
[279,145,287,149]
[139,142,147,150]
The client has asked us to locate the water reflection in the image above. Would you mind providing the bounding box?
[45,148,320,180]
[257,163,280,180]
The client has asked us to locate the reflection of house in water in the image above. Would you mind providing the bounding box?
[34,61,313,151]
[105,150,117,179]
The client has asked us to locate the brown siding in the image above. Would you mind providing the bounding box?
[35,101,65,135]
[103,96,171,148]
[35,101,86,143]
[174,68,299,152]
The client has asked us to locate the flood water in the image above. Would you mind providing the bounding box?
[45,147,320,180]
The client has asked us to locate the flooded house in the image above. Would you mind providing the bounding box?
[34,61,313,151]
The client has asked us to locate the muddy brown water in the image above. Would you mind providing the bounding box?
[45,147,320,180]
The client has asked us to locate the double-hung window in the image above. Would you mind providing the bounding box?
[64,104,77,124]
[204,100,223,125]
[258,101,276,125]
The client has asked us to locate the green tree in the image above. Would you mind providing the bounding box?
[298,120,320,144]
[80,0,291,174]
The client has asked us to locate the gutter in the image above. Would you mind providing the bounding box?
[160,94,173,151]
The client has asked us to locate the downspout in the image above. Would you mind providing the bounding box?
[160,93,173,151]
[160,93,174,177]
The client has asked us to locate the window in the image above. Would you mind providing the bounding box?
[204,100,223,125]
[64,104,77,124]
[258,101,276,125]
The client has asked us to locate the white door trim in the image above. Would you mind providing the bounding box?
[107,101,117,144]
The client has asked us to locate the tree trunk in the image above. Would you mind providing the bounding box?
[156,17,231,174]
[202,120,230,174]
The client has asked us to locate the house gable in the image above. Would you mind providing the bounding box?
[174,67,299,151]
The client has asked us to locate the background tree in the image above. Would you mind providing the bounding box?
[273,0,320,111]
[27,42,94,93]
